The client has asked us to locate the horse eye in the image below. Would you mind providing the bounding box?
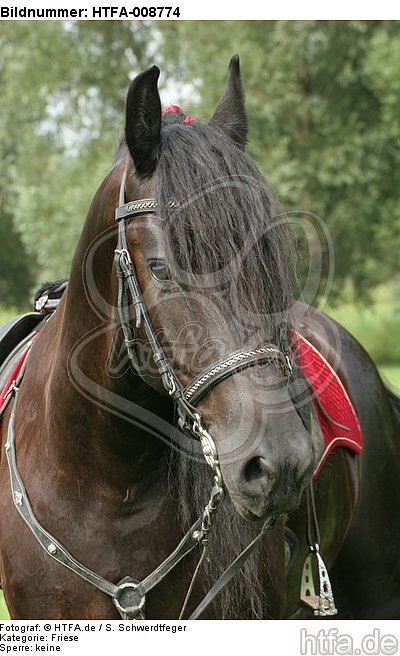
[149,260,171,282]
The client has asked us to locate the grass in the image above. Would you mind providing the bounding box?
[379,365,400,393]
[326,296,400,367]
[0,593,9,619]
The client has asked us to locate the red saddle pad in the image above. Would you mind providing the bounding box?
[294,333,362,478]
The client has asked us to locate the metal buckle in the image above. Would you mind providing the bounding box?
[166,372,177,396]
[35,294,49,312]
[192,413,224,494]
[113,577,146,620]
[115,248,133,271]
[3,380,19,401]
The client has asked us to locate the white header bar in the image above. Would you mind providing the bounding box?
[0,0,399,20]
[0,620,400,656]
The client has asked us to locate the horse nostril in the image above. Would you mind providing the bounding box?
[244,456,271,483]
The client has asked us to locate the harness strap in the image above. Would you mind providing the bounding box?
[115,197,177,222]
[189,514,278,619]
[183,347,292,405]
[5,386,276,619]
[116,198,158,221]
[4,385,221,618]
[5,391,119,599]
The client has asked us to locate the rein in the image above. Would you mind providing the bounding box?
[3,163,296,620]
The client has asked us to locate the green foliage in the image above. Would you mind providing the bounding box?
[0,21,399,308]
[327,282,400,365]
[0,592,9,619]
[159,21,400,302]
[0,21,154,294]
[0,208,35,307]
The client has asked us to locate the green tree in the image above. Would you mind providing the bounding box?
[159,21,400,302]
[0,21,155,301]
[1,21,399,307]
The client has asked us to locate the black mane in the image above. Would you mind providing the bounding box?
[156,116,294,354]
[155,112,294,618]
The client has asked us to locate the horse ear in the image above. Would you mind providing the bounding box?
[209,55,248,149]
[125,65,161,178]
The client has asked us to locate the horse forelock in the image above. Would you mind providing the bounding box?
[155,121,294,353]
[152,122,292,618]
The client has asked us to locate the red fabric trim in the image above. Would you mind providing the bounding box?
[162,105,195,123]
[0,331,42,414]
[0,346,31,412]
[294,333,363,478]
[162,105,181,115]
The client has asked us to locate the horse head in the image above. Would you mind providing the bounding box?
[108,56,316,522]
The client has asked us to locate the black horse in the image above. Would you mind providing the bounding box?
[0,56,399,619]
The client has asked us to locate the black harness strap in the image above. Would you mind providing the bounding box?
[4,381,215,619]
[189,515,278,619]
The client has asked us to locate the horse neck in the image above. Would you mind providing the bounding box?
[44,170,173,489]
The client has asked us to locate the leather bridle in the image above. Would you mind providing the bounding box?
[3,162,296,620]
[115,166,294,487]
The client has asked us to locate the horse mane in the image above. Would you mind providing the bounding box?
[154,109,293,618]
[103,107,294,617]
[156,111,294,354]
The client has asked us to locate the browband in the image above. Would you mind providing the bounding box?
[115,199,158,221]
[115,199,178,222]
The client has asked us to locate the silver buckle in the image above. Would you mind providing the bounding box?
[113,578,146,620]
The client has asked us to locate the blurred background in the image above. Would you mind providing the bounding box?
[0,20,399,617]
